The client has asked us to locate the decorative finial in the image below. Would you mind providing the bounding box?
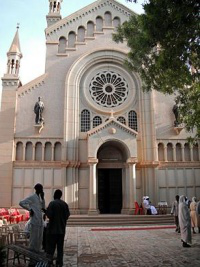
[17,23,20,30]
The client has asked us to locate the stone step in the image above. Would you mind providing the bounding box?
[67,215,174,227]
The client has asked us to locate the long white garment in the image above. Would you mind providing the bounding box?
[150,205,158,215]
[179,195,192,244]
[19,193,45,252]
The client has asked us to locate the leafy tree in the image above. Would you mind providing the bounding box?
[114,0,200,138]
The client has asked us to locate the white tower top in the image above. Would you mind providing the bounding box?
[6,25,23,76]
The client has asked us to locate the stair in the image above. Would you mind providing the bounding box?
[67,214,174,227]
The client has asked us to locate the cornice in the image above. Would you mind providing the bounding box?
[45,0,135,36]
[17,73,48,98]
[87,118,138,137]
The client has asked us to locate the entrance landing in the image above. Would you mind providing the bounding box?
[67,214,174,227]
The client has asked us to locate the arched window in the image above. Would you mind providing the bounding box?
[16,142,23,161]
[81,109,90,132]
[184,143,191,161]
[35,142,42,161]
[58,36,66,53]
[117,116,126,125]
[158,143,164,161]
[193,143,199,161]
[44,142,52,161]
[104,11,112,26]
[176,143,182,161]
[68,31,76,47]
[77,26,85,42]
[113,17,120,31]
[87,21,94,36]
[54,142,61,161]
[167,143,173,161]
[25,142,33,161]
[128,110,138,131]
[93,116,102,128]
[96,16,103,31]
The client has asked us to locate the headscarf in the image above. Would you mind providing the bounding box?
[192,197,196,202]
[179,195,186,203]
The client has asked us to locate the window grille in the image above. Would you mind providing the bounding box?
[128,110,137,131]
[81,109,91,132]
[117,116,126,125]
[93,116,102,128]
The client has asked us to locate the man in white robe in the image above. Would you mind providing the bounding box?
[19,183,45,254]
[179,195,192,247]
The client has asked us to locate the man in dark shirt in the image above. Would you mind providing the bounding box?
[46,189,70,267]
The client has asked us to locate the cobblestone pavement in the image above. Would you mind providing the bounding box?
[63,226,200,267]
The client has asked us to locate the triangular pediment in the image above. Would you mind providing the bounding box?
[45,0,136,37]
[87,117,138,138]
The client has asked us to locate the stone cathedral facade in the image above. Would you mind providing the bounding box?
[0,0,199,214]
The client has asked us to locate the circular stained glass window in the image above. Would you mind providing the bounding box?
[89,71,129,107]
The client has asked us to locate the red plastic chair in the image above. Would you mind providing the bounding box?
[9,208,23,223]
[0,208,11,222]
[134,202,144,215]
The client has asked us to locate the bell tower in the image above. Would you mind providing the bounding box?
[46,0,63,27]
[0,25,22,207]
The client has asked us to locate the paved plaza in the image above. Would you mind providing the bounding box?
[62,226,200,267]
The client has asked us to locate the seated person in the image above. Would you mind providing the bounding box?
[143,196,158,215]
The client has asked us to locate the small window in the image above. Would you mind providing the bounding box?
[35,142,42,161]
[158,143,164,161]
[176,143,182,161]
[54,142,61,161]
[93,116,102,128]
[167,143,173,161]
[77,26,85,42]
[58,36,66,53]
[117,116,126,125]
[44,142,52,161]
[16,142,23,161]
[68,31,76,47]
[104,11,112,26]
[25,142,33,161]
[128,110,138,131]
[113,17,120,31]
[96,16,103,31]
[81,109,90,132]
[87,21,94,37]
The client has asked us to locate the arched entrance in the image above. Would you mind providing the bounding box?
[97,141,128,214]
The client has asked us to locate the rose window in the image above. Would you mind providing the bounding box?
[89,71,129,107]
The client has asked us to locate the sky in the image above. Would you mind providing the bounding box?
[0,0,144,103]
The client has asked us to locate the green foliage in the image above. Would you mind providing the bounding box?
[0,245,6,266]
[114,0,200,138]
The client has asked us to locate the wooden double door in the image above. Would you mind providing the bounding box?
[98,169,122,214]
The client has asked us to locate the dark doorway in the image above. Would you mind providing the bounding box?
[98,169,122,214]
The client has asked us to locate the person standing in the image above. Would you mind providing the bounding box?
[179,195,192,247]
[46,189,70,267]
[190,197,198,234]
[19,183,45,254]
[171,195,180,233]
[196,199,200,233]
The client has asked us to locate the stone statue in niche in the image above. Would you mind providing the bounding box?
[34,97,44,124]
[172,103,179,127]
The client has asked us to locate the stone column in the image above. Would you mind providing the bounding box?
[23,144,26,161]
[32,145,35,161]
[190,145,193,161]
[42,145,45,161]
[181,145,185,162]
[164,145,167,162]
[88,158,99,215]
[173,145,176,161]
[51,145,55,161]
[127,157,137,214]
